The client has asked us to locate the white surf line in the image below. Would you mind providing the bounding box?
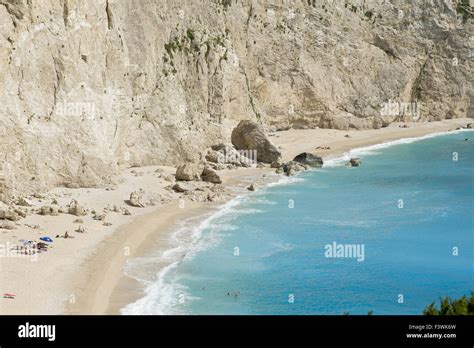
[324,128,473,168]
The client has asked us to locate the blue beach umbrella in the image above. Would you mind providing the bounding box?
[39,237,53,243]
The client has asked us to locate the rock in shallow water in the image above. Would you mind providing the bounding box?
[247,183,257,191]
[275,161,309,176]
[347,158,362,167]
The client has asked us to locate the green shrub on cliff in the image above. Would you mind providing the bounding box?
[456,0,473,23]
[423,291,474,315]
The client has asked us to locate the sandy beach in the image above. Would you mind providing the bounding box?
[0,118,471,315]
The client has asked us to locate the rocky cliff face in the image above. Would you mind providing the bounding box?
[0,0,472,201]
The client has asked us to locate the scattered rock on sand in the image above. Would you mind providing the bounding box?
[24,223,40,229]
[210,184,225,193]
[123,208,131,216]
[201,167,222,184]
[172,182,196,193]
[208,162,227,171]
[231,120,281,163]
[176,163,204,181]
[65,182,80,189]
[75,225,86,233]
[94,213,106,221]
[15,197,32,207]
[467,123,473,129]
[0,209,20,221]
[347,158,362,167]
[184,190,208,202]
[247,183,257,191]
[271,159,283,168]
[68,200,87,216]
[344,134,351,138]
[13,208,28,218]
[293,152,323,168]
[164,174,175,182]
[40,205,59,216]
[205,150,226,164]
[73,218,84,224]
[0,220,16,229]
[207,192,227,202]
[129,191,145,208]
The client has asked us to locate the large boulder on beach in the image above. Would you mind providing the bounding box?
[129,191,145,207]
[0,209,20,221]
[467,123,473,129]
[201,167,222,184]
[176,163,204,181]
[293,152,323,168]
[68,200,87,216]
[231,120,281,163]
[205,150,226,164]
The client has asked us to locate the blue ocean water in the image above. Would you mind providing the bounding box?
[123,131,473,315]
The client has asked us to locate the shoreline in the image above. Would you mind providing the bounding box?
[1,119,471,315]
[67,167,280,315]
[103,119,473,315]
[66,201,219,314]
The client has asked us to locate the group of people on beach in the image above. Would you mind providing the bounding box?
[11,229,78,257]
[10,241,47,255]
[55,231,75,239]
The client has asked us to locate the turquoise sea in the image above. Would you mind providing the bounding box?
[122,131,473,315]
